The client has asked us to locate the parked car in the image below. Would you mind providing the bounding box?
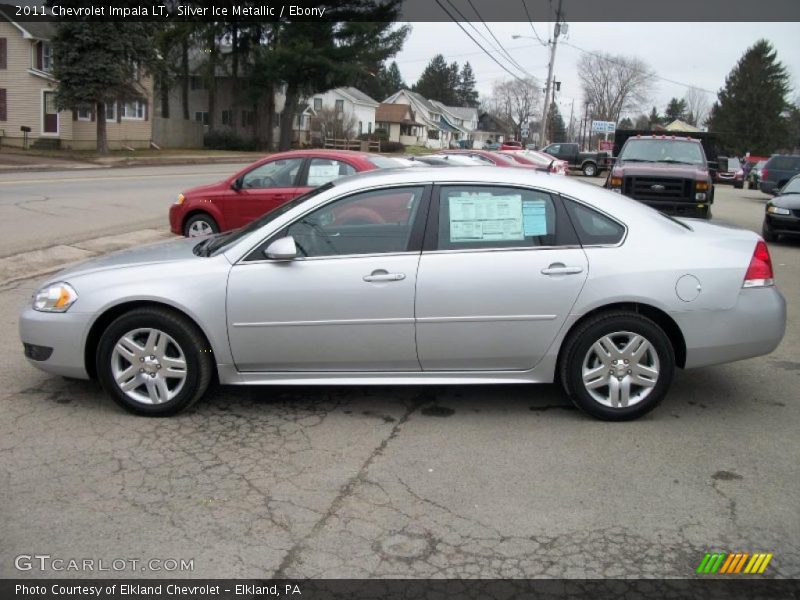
[541,142,611,177]
[21,167,785,421]
[497,150,568,175]
[715,156,742,187]
[759,154,800,195]
[168,150,409,237]
[408,154,484,167]
[762,174,800,241]
[500,140,523,150]
[482,141,501,151]
[747,160,767,190]
[437,149,547,171]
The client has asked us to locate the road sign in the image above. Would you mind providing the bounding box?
[591,120,616,133]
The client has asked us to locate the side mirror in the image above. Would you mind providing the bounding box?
[264,236,298,260]
[230,177,242,191]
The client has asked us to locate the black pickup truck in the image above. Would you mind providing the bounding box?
[541,142,611,177]
[605,134,716,219]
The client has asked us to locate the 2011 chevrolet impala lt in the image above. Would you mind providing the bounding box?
[19,167,786,420]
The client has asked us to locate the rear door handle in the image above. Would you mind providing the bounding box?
[541,264,584,275]
[363,272,406,282]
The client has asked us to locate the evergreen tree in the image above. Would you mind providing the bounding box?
[413,54,458,105]
[50,16,156,154]
[664,97,688,122]
[618,117,634,130]
[547,104,567,143]
[648,106,662,128]
[458,62,479,107]
[708,39,790,155]
[382,61,407,95]
[634,114,650,130]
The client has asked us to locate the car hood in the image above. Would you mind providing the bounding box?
[613,162,708,179]
[183,180,227,197]
[49,237,207,282]
[772,193,800,209]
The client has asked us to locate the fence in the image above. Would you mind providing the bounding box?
[323,138,381,152]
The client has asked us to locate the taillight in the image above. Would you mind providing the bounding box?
[743,240,774,288]
[761,168,768,181]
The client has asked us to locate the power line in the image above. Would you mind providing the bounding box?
[395,43,545,65]
[465,0,532,77]
[520,0,548,46]
[561,40,717,96]
[434,0,533,85]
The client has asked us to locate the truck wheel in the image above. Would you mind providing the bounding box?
[582,162,598,177]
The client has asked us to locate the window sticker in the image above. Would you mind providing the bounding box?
[522,199,548,236]
[449,193,524,242]
[307,164,342,186]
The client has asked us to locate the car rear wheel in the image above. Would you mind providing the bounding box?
[560,312,675,421]
[184,213,219,237]
[97,307,213,416]
[582,162,597,177]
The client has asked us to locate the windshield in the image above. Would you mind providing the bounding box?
[781,177,800,194]
[199,183,335,256]
[619,139,705,165]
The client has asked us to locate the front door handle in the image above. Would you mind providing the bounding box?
[363,271,406,283]
[541,264,584,275]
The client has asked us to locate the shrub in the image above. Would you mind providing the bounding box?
[381,141,405,153]
[204,130,257,151]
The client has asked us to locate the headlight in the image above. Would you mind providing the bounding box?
[175,193,185,205]
[33,282,78,312]
[767,206,790,215]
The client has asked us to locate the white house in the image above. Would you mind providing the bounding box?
[309,87,379,138]
[383,89,452,149]
[429,100,479,148]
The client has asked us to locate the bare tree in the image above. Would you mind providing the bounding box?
[683,86,711,127]
[315,107,358,141]
[578,52,656,123]
[489,77,541,140]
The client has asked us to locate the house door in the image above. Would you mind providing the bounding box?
[43,92,58,134]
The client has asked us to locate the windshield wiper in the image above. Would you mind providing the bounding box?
[193,237,214,256]
[620,158,655,162]
[660,159,698,165]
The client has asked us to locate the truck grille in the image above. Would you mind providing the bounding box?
[623,177,692,201]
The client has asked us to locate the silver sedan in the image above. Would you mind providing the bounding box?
[19,167,786,420]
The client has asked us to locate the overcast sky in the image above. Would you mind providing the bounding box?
[392,22,800,121]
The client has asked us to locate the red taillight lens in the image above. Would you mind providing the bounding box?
[743,240,774,288]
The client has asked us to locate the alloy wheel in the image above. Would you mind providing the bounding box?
[188,220,213,237]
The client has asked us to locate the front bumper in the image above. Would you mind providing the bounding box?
[19,306,93,379]
[764,213,800,236]
[676,286,786,369]
[638,200,711,218]
[168,203,184,235]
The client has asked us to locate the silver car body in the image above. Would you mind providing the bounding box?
[20,167,786,387]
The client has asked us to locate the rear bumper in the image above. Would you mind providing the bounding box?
[676,287,786,369]
[19,306,92,379]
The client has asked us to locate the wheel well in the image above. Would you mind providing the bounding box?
[182,209,218,231]
[557,302,687,370]
[84,301,216,380]
[581,160,597,169]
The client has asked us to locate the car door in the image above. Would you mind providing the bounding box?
[231,157,304,228]
[226,185,430,372]
[415,184,588,371]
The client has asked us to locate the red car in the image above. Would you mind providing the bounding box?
[496,150,568,175]
[169,150,407,236]
[436,149,545,171]
[499,140,523,150]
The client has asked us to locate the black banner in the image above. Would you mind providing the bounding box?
[2,0,800,22]
[3,579,800,600]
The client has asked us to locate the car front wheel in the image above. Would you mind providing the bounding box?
[184,213,219,237]
[97,307,213,416]
[560,312,675,421]
[582,162,597,177]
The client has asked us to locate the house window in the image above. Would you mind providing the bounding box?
[273,112,281,126]
[358,121,363,135]
[41,42,53,72]
[221,110,235,126]
[427,129,440,140]
[0,89,6,121]
[313,98,322,111]
[76,105,92,121]
[241,110,254,127]
[190,76,207,91]
[0,38,7,70]
[195,111,209,125]
[334,99,344,113]
[121,100,146,120]
[368,122,372,134]
[105,102,116,121]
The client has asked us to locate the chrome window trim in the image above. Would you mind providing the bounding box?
[422,245,582,255]
[236,251,421,266]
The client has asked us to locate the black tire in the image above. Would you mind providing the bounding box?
[96,307,213,416]
[183,213,219,237]
[762,222,778,243]
[559,311,675,421]
[734,182,743,189]
[582,162,598,177]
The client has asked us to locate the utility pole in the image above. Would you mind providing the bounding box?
[568,98,575,142]
[539,0,564,149]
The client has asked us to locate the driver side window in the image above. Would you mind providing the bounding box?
[241,158,303,189]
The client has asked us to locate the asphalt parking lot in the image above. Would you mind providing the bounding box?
[0,175,798,579]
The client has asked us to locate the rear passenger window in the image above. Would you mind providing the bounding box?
[437,186,557,250]
[564,199,625,245]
